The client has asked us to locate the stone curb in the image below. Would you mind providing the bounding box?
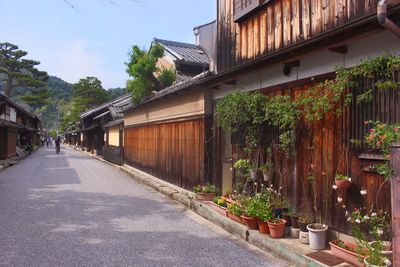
[74,146,333,267]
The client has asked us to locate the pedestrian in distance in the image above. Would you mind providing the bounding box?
[55,136,61,154]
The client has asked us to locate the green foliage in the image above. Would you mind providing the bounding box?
[227,203,242,216]
[62,77,110,127]
[193,184,216,193]
[107,87,126,100]
[125,43,176,105]
[0,42,49,107]
[158,67,176,88]
[334,174,351,181]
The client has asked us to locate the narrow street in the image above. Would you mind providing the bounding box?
[0,146,288,267]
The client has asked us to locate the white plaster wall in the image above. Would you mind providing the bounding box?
[212,30,400,100]
[10,107,16,122]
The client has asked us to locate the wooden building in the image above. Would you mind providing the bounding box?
[0,93,41,159]
[207,0,400,234]
[123,72,213,190]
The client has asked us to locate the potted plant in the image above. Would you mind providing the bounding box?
[260,162,272,182]
[329,240,365,267]
[240,196,259,230]
[346,208,392,267]
[267,218,286,238]
[307,223,328,250]
[226,203,243,224]
[255,188,273,234]
[334,174,352,191]
[193,184,216,201]
[233,159,257,180]
[298,216,313,232]
[209,196,228,217]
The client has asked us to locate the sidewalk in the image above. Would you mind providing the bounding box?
[74,146,351,267]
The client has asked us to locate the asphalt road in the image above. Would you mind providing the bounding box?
[0,146,289,267]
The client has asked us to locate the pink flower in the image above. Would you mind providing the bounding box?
[370,129,375,133]
[364,121,369,125]
[395,127,399,132]
[376,141,381,146]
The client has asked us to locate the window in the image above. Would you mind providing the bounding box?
[233,0,269,22]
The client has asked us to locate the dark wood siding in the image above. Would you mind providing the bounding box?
[229,81,392,234]
[124,118,206,190]
[217,0,380,72]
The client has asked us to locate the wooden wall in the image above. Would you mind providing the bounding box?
[217,0,380,72]
[124,118,206,190]
[230,83,392,233]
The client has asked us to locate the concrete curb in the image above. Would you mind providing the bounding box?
[73,146,335,267]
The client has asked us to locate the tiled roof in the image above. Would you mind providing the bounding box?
[80,93,132,119]
[154,38,209,65]
[122,71,212,113]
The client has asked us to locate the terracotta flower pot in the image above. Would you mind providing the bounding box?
[329,240,365,267]
[241,215,259,230]
[282,214,292,227]
[258,220,270,234]
[195,192,216,201]
[208,202,227,217]
[267,219,286,238]
[227,211,244,224]
[335,179,352,191]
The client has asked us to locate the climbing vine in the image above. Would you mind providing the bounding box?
[217,54,400,181]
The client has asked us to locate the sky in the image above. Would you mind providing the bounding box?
[0,0,216,89]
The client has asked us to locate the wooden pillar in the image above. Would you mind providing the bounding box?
[391,144,400,267]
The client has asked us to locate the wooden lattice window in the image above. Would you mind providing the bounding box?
[349,76,400,149]
[233,0,270,22]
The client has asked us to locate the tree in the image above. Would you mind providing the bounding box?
[0,42,49,107]
[62,77,110,127]
[125,43,176,104]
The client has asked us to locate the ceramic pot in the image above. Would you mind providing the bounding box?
[329,240,364,267]
[262,170,271,182]
[258,220,270,234]
[249,169,256,180]
[290,227,300,238]
[299,231,309,244]
[307,223,328,250]
[364,256,391,267]
[290,215,299,229]
[298,221,309,232]
[241,215,259,230]
[267,219,286,238]
[195,192,216,201]
[335,179,352,191]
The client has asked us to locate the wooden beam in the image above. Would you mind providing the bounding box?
[328,45,348,54]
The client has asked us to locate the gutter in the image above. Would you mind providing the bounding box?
[377,0,400,38]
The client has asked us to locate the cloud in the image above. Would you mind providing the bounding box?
[46,40,126,88]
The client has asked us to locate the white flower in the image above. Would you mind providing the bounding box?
[348,177,352,182]
[345,211,349,215]
[254,182,258,186]
[337,197,343,203]
[332,184,338,190]
[270,184,273,188]
[342,205,346,208]
[371,212,377,217]
[377,229,384,236]
[355,219,361,224]
[363,215,369,220]
[360,189,367,195]
[279,186,283,190]
[261,184,264,187]
[384,258,390,264]
[347,217,352,221]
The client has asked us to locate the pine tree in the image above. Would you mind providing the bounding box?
[0,42,49,107]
